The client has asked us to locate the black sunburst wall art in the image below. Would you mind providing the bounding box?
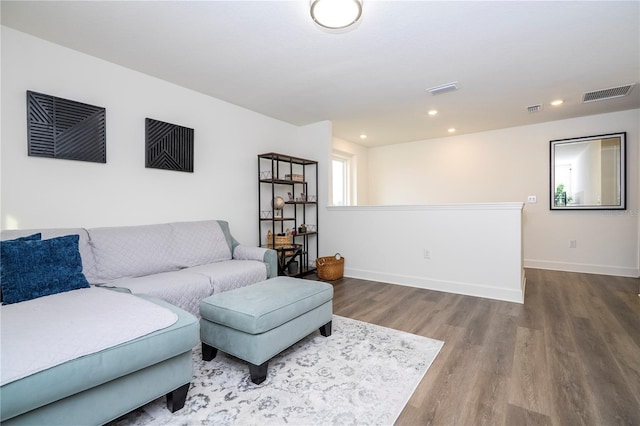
[27,91,106,163]
[145,118,194,173]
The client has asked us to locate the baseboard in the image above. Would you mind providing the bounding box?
[524,259,640,278]
[343,268,524,304]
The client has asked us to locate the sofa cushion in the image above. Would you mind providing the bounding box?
[89,223,177,282]
[0,293,198,422]
[216,220,239,251]
[189,260,268,294]
[1,228,98,284]
[1,287,178,386]
[169,220,232,268]
[108,270,214,318]
[0,235,89,304]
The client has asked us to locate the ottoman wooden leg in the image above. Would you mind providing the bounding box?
[202,342,218,361]
[166,382,190,413]
[319,320,332,337]
[249,361,269,385]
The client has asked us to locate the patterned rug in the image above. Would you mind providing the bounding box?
[110,315,444,426]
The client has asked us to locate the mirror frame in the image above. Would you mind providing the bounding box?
[550,132,626,211]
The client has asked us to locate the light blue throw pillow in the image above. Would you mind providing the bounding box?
[1,234,89,304]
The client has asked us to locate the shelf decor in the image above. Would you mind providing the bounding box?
[145,118,194,172]
[285,173,304,182]
[27,91,106,163]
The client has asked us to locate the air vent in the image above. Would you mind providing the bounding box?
[527,104,543,113]
[427,82,458,95]
[583,84,634,103]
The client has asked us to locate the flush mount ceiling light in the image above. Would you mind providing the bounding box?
[551,99,564,106]
[310,0,363,30]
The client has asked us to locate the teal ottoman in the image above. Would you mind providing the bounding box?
[199,277,333,384]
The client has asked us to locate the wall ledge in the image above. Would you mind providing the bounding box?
[327,202,524,212]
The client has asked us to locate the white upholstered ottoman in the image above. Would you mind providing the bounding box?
[199,276,333,384]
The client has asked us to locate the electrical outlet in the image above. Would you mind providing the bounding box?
[527,195,537,203]
[569,240,577,248]
[423,249,431,259]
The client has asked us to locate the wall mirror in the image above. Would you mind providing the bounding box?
[550,132,626,210]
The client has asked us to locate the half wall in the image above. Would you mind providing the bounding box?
[322,203,525,303]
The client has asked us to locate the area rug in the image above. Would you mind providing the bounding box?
[110,315,444,426]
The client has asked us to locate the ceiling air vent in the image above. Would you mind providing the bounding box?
[582,84,635,103]
[527,104,543,113]
[427,82,458,95]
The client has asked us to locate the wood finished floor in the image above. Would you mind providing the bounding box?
[323,269,640,426]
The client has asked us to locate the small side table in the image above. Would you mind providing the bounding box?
[273,244,303,276]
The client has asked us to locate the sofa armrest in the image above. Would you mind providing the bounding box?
[233,245,278,279]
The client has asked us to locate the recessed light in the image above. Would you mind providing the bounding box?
[360,134,367,139]
[551,99,564,106]
[448,128,456,133]
[428,110,438,116]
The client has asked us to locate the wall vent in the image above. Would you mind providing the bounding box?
[527,104,543,113]
[427,82,458,95]
[582,84,634,103]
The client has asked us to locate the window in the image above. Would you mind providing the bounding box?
[332,156,349,206]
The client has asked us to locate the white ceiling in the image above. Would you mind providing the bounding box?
[2,1,639,147]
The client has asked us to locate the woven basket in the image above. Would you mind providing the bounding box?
[267,234,291,248]
[267,234,295,256]
[316,254,344,281]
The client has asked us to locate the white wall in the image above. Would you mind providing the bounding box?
[331,137,369,205]
[367,110,640,277]
[3,27,637,286]
[0,27,328,246]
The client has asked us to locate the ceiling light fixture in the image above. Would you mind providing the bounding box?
[360,134,367,139]
[551,99,564,106]
[428,110,438,116]
[310,0,363,30]
[448,128,456,133]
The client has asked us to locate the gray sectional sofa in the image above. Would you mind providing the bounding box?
[2,220,277,317]
[0,220,277,425]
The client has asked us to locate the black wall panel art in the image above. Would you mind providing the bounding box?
[27,91,106,163]
[145,118,194,173]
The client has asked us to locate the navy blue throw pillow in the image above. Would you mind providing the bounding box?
[0,233,42,265]
[1,234,89,304]
[0,233,42,243]
[0,233,42,302]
